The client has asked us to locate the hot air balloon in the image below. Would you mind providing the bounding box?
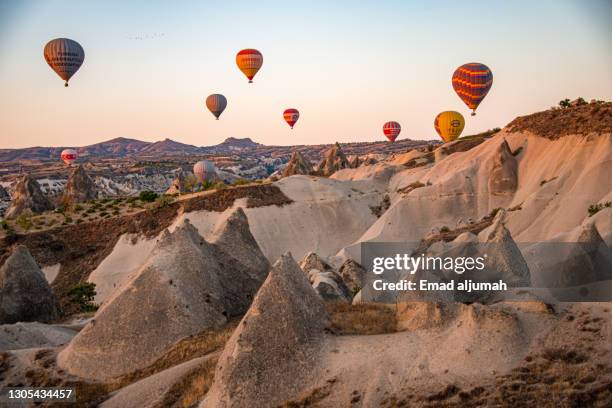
[383,121,401,142]
[206,94,227,120]
[236,49,263,83]
[61,149,78,165]
[193,160,218,183]
[434,111,465,143]
[43,38,85,87]
[283,109,299,129]
[452,63,493,116]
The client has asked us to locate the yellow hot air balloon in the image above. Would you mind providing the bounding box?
[434,111,465,143]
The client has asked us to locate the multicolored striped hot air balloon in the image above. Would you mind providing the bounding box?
[383,121,401,142]
[283,109,299,129]
[452,63,493,116]
[434,111,465,143]
[44,38,85,87]
[236,49,263,83]
[206,94,227,120]
[61,149,78,165]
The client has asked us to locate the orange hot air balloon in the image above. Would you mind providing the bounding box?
[283,109,299,129]
[383,121,401,142]
[236,49,263,83]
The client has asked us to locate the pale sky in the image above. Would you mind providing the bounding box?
[0,0,611,149]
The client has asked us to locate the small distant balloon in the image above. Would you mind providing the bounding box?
[236,49,263,83]
[61,149,78,165]
[383,121,401,142]
[44,38,85,87]
[206,94,227,120]
[193,160,217,182]
[283,109,299,129]
[452,63,493,116]
[434,111,465,143]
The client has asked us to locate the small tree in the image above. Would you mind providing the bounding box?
[559,98,571,108]
[68,282,98,312]
[139,190,159,202]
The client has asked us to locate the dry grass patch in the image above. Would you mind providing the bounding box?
[157,356,219,408]
[115,319,238,387]
[326,302,397,335]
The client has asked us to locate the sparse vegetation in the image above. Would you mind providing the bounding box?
[16,213,32,230]
[67,282,99,312]
[326,302,397,335]
[231,178,249,186]
[588,201,611,217]
[439,226,450,233]
[139,190,159,202]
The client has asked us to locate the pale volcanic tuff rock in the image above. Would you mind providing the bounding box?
[282,150,313,177]
[524,221,612,288]
[0,185,9,201]
[201,253,329,408]
[488,139,518,196]
[300,252,352,301]
[338,258,366,293]
[4,175,53,218]
[58,208,268,381]
[0,246,59,324]
[62,164,98,204]
[166,167,189,195]
[299,251,333,273]
[316,142,351,176]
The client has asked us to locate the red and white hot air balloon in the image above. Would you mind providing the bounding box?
[283,108,299,129]
[61,149,78,165]
[382,121,401,142]
[236,49,263,83]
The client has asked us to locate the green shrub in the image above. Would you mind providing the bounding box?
[588,202,611,217]
[440,226,450,233]
[139,190,159,202]
[16,214,32,230]
[68,282,99,312]
[54,204,67,214]
[231,178,249,186]
[153,194,175,209]
[126,196,138,204]
[0,220,9,230]
[73,204,83,212]
[64,216,73,224]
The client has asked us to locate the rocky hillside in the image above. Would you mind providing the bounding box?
[0,104,610,406]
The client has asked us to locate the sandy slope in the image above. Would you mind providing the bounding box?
[334,131,611,262]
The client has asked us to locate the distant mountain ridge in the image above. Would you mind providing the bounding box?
[0,137,261,162]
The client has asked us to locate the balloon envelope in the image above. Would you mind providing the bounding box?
[452,63,493,115]
[434,111,465,143]
[193,160,218,182]
[61,149,78,165]
[383,121,401,142]
[283,109,299,129]
[206,94,227,119]
[236,49,263,83]
[44,38,85,87]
